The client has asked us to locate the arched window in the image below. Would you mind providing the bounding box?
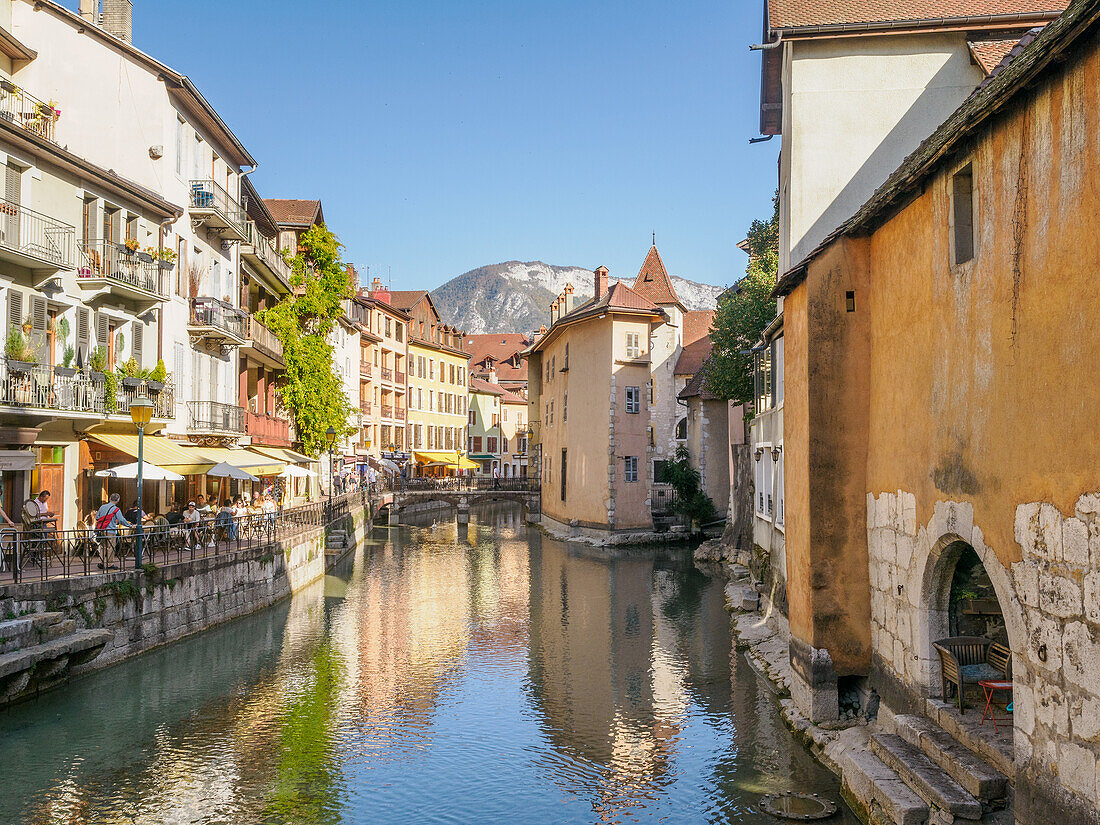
[675,417,687,440]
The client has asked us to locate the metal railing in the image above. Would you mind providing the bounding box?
[381,404,393,419]
[651,485,678,515]
[0,196,75,268]
[246,410,290,446]
[243,316,283,360]
[0,362,173,417]
[401,477,540,493]
[189,297,246,339]
[187,400,245,435]
[0,81,59,143]
[360,362,371,378]
[77,240,167,297]
[0,489,372,584]
[360,402,371,415]
[243,221,293,284]
[188,179,247,237]
[395,370,405,384]
[381,367,393,382]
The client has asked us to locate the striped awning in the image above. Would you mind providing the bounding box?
[252,446,319,465]
[183,446,285,477]
[87,434,213,475]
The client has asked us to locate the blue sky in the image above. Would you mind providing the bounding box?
[132,0,777,291]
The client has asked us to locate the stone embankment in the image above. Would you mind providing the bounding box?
[0,501,372,708]
[707,542,1013,825]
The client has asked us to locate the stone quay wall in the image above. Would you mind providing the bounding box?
[0,503,373,676]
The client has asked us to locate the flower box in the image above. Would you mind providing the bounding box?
[121,377,143,390]
[6,359,35,374]
[157,260,175,270]
[136,252,153,263]
[54,366,78,378]
[145,381,164,395]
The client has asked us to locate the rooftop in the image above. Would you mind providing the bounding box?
[264,199,323,228]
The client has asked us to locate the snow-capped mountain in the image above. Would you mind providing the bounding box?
[431,260,725,334]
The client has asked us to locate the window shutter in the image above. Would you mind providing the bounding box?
[95,311,108,349]
[133,321,144,366]
[76,307,90,361]
[7,290,21,333]
[30,296,46,333]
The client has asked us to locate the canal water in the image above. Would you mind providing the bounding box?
[0,503,857,824]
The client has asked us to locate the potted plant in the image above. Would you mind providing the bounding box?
[121,236,139,256]
[146,359,167,394]
[55,344,77,377]
[0,79,16,94]
[154,247,177,270]
[120,357,144,389]
[5,328,36,374]
[136,245,154,264]
[87,346,107,381]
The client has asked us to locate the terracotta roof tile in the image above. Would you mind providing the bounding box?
[263,199,322,227]
[605,281,661,311]
[678,366,721,401]
[631,245,683,307]
[675,335,712,375]
[466,333,531,384]
[683,310,715,346]
[469,377,505,396]
[968,37,1023,72]
[768,0,1065,29]
[499,388,527,405]
[385,290,430,312]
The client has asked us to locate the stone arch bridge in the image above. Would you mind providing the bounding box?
[376,482,541,524]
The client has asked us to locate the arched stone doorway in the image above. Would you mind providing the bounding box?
[915,531,1020,741]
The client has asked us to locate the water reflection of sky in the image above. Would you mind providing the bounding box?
[0,503,855,824]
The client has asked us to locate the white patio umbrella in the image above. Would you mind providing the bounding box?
[378,458,400,475]
[279,464,317,479]
[95,462,185,482]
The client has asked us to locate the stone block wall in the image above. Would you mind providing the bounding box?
[865,489,1100,824]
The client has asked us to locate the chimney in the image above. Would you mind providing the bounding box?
[562,282,575,315]
[370,276,390,304]
[594,266,609,300]
[79,0,97,24]
[549,298,559,325]
[101,0,132,43]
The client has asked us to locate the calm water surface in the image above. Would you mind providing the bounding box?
[0,503,856,824]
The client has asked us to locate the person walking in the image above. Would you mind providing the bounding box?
[95,493,132,569]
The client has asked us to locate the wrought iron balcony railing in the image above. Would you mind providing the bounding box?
[0,196,74,269]
[189,297,246,340]
[189,179,248,240]
[245,410,291,447]
[187,400,246,435]
[381,404,393,419]
[0,362,173,417]
[381,367,393,382]
[0,81,60,143]
[243,315,284,360]
[77,240,167,298]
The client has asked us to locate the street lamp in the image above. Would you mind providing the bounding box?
[129,396,154,568]
[325,426,337,516]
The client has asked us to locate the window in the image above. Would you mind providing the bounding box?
[563,343,569,370]
[502,407,508,422]
[385,316,391,337]
[625,332,640,359]
[952,164,974,265]
[487,436,498,453]
[396,324,403,343]
[625,386,640,414]
[472,436,482,452]
[647,379,654,406]
[754,345,773,414]
[563,392,567,421]
[624,456,638,483]
[469,408,476,425]
[773,336,784,407]
[449,363,455,384]
[776,450,785,525]
[755,449,774,518]
[175,117,186,176]
[653,459,671,484]
[647,426,654,447]
[675,417,687,440]
[560,448,567,501]
[192,134,203,180]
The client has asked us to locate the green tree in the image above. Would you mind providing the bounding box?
[704,191,779,403]
[667,445,717,532]
[258,224,354,458]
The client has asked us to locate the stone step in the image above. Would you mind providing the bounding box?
[0,629,112,682]
[892,715,1008,802]
[872,733,983,819]
[842,748,929,825]
[0,611,68,653]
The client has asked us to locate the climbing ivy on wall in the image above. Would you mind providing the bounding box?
[704,191,779,404]
[258,224,354,458]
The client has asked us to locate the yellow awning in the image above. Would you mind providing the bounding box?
[414,451,479,471]
[88,434,213,475]
[184,446,285,477]
[251,446,319,465]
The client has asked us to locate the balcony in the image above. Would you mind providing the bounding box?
[381,404,393,420]
[395,370,406,385]
[381,367,393,383]
[0,362,173,420]
[188,179,248,242]
[242,221,293,289]
[188,297,247,349]
[187,400,245,437]
[360,361,371,379]
[76,240,168,310]
[0,81,60,144]
[0,196,75,274]
[241,315,284,367]
[245,410,291,447]
[360,401,371,417]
